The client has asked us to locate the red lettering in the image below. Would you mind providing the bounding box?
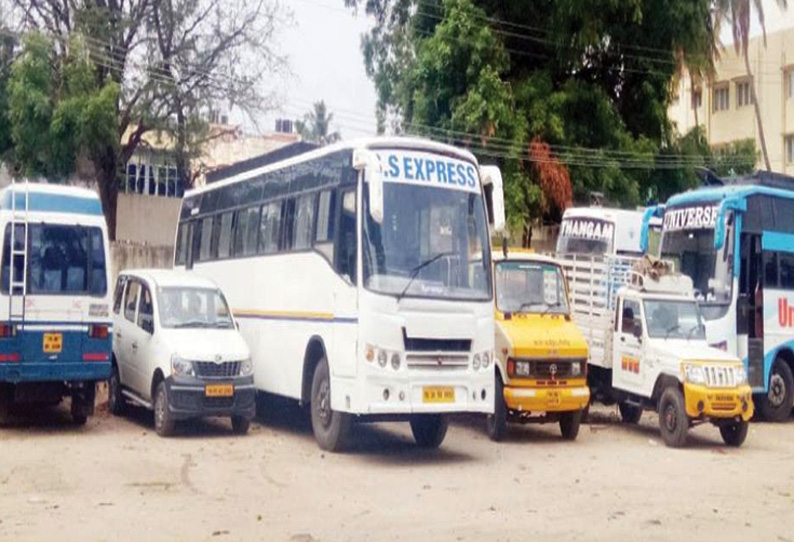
[780,298,787,327]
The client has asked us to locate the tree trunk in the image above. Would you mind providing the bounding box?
[691,79,699,130]
[744,49,771,171]
[94,146,120,241]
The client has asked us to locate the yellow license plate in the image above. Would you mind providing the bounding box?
[43,333,63,354]
[422,386,455,403]
[547,391,561,405]
[205,384,234,397]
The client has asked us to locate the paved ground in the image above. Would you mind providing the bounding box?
[1,395,793,542]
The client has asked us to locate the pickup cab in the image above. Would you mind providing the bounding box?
[487,250,590,441]
[570,258,753,447]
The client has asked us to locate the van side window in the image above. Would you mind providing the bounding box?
[621,299,640,334]
[124,281,141,323]
[113,276,127,314]
[137,285,154,333]
[336,189,357,283]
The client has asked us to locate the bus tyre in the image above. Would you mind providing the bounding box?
[410,415,448,449]
[559,410,582,441]
[485,373,507,442]
[154,382,176,437]
[618,402,643,424]
[757,359,794,422]
[231,415,250,435]
[719,420,749,447]
[108,364,126,416]
[310,358,352,452]
[658,387,688,448]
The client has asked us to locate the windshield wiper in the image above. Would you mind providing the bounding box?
[664,324,681,339]
[686,324,703,340]
[541,302,563,316]
[396,251,456,301]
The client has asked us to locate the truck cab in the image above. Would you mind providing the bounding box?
[487,249,590,441]
[605,270,754,447]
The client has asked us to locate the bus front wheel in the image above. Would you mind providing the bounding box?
[310,358,352,452]
[757,359,794,422]
[410,415,448,449]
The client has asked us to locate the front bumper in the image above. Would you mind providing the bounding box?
[165,375,256,421]
[684,383,754,421]
[504,384,590,413]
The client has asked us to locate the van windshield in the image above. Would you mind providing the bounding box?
[158,287,234,329]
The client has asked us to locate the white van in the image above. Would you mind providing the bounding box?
[109,270,254,436]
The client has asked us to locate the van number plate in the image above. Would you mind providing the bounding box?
[43,333,63,354]
[422,386,455,403]
[205,384,234,397]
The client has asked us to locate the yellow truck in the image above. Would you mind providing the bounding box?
[486,249,590,441]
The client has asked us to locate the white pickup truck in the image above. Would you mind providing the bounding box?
[561,255,754,447]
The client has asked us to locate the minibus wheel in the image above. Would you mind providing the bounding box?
[108,364,126,416]
[310,358,352,452]
[719,420,749,447]
[757,359,794,422]
[658,387,688,448]
[485,372,507,442]
[410,415,448,449]
[618,402,643,424]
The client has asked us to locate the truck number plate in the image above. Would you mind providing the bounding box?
[422,386,455,403]
[205,384,234,397]
[43,333,63,354]
[547,390,561,405]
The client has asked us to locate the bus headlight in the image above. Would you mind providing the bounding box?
[682,363,706,385]
[481,351,491,369]
[734,366,748,385]
[377,350,388,368]
[171,355,195,377]
[472,353,481,371]
[240,357,253,376]
[391,353,401,370]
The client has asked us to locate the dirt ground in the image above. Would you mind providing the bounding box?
[1,395,793,542]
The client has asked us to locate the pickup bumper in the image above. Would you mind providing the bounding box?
[165,375,256,421]
[684,383,754,421]
[503,385,590,413]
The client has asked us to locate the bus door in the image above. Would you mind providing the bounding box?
[738,232,765,388]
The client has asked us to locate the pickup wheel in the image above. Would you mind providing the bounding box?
[310,358,352,452]
[559,410,582,441]
[108,364,126,416]
[618,402,643,424]
[719,420,749,447]
[658,387,688,448]
[154,382,176,437]
[757,359,794,422]
[410,415,448,449]
[485,372,507,442]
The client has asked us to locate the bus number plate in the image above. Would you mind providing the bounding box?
[205,384,234,397]
[422,386,455,403]
[43,333,62,354]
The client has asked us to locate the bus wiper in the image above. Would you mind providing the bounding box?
[397,251,455,301]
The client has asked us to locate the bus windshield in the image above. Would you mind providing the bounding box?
[362,175,491,302]
[556,217,615,255]
[495,261,569,315]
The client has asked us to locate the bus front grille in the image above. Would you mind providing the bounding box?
[406,353,470,371]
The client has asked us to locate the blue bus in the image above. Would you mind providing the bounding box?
[0,183,112,424]
[645,172,794,421]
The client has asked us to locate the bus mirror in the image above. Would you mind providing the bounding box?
[353,149,384,224]
[480,165,505,233]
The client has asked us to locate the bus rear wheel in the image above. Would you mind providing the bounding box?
[410,415,448,449]
[757,359,794,422]
[310,358,352,452]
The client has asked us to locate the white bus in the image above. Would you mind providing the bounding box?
[175,138,505,450]
[556,207,661,257]
[0,182,112,424]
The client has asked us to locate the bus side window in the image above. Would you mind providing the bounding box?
[315,190,336,261]
[764,251,779,288]
[175,222,189,265]
[294,193,316,250]
[259,202,282,254]
[217,212,234,259]
[781,253,794,289]
[336,189,357,284]
[281,199,296,251]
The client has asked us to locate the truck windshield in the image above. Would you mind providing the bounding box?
[495,261,569,315]
[362,157,491,302]
[158,287,234,329]
[643,299,705,340]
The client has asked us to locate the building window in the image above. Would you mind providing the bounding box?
[786,135,794,165]
[713,86,729,112]
[692,89,702,109]
[736,80,752,107]
[787,70,794,100]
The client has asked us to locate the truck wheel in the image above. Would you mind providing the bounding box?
[757,359,794,422]
[108,364,126,416]
[559,410,582,440]
[719,420,749,447]
[154,382,176,437]
[485,373,507,442]
[310,358,352,452]
[231,415,250,435]
[618,402,643,424]
[410,415,448,449]
[658,387,688,448]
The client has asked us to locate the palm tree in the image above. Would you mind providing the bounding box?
[296,101,341,145]
[712,0,788,171]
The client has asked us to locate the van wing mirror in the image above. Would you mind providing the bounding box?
[480,165,505,234]
[353,149,384,224]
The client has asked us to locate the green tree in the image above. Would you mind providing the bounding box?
[0,30,16,162]
[296,101,341,145]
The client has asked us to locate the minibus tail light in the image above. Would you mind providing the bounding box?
[0,323,16,338]
[88,324,109,339]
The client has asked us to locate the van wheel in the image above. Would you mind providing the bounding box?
[757,359,794,422]
[485,373,507,442]
[154,382,176,437]
[618,402,643,424]
[410,415,448,449]
[108,364,126,416]
[658,387,688,448]
[559,410,582,440]
[310,358,352,452]
[231,415,250,435]
[719,420,749,447]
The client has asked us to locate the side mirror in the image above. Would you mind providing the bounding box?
[142,318,154,335]
[353,149,384,224]
[633,321,643,340]
[480,165,505,234]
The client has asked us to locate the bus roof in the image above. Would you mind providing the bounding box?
[666,171,794,207]
[0,183,103,217]
[186,136,480,198]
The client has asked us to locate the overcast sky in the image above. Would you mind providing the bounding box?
[249,0,794,139]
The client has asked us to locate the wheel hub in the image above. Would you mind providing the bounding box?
[317,380,331,427]
[768,374,786,407]
[664,404,677,432]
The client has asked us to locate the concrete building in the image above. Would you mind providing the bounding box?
[669,27,794,173]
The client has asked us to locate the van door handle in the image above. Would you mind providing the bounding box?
[620,337,626,343]
[131,341,138,350]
